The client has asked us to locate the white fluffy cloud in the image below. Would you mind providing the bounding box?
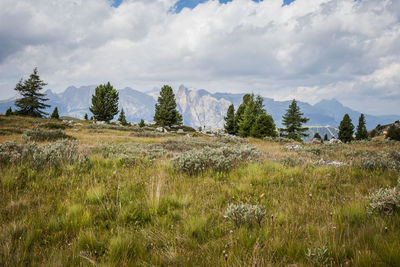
[0,0,399,115]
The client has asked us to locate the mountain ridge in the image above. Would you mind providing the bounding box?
[0,85,398,130]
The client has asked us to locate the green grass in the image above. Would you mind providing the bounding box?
[1,115,400,266]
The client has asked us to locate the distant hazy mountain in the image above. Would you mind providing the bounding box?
[0,85,398,130]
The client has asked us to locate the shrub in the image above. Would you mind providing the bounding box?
[0,140,86,170]
[22,129,73,142]
[171,145,262,175]
[39,122,69,130]
[305,246,329,265]
[264,136,296,143]
[224,203,267,227]
[280,156,305,167]
[368,181,400,215]
[359,157,388,171]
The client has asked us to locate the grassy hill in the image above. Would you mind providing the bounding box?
[1,115,400,266]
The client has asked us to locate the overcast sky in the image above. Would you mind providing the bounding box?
[0,0,399,115]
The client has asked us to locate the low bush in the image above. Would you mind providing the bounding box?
[224,203,267,227]
[368,180,400,215]
[280,156,305,167]
[171,145,262,175]
[0,140,87,170]
[22,129,74,142]
[39,122,70,130]
[264,136,296,143]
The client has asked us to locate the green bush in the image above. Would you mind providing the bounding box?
[368,181,400,215]
[171,145,262,175]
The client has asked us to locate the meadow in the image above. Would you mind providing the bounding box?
[1,115,400,266]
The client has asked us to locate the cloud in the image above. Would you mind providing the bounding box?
[0,0,399,115]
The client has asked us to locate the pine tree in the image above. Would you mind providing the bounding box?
[14,68,50,117]
[386,125,400,141]
[250,112,277,138]
[224,104,236,135]
[281,99,309,141]
[355,113,368,140]
[338,114,354,143]
[118,108,128,126]
[5,107,12,116]
[89,82,119,122]
[234,94,251,134]
[313,132,322,140]
[154,85,182,127]
[51,107,60,119]
[238,97,258,137]
[324,134,329,141]
[139,119,145,128]
[84,113,88,120]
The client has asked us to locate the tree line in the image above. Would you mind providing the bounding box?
[5,68,400,141]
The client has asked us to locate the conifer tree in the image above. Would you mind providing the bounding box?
[281,99,309,141]
[238,98,257,137]
[386,125,400,141]
[250,112,277,138]
[224,104,236,135]
[84,113,88,120]
[234,94,251,134]
[313,132,322,140]
[51,107,60,119]
[338,114,354,143]
[154,85,182,127]
[89,82,119,122]
[14,68,50,117]
[139,119,145,128]
[324,133,328,141]
[118,108,128,126]
[5,107,12,116]
[355,113,368,140]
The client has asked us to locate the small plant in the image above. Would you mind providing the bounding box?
[368,180,400,215]
[280,156,305,167]
[305,246,329,265]
[224,203,267,227]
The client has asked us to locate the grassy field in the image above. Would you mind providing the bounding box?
[1,115,400,266]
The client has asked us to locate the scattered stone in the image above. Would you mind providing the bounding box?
[156,127,164,132]
[177,129,184,133]
[283,144,302,150]
[309,138,322,144]
[315,159,347,166]
[329,138,342,144]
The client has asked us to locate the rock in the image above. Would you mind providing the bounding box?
[75,123,83,126]
[95,121,105,125]
[177,129,184,133]
[283,144,302,150]
[155,127,164,132]
[315,159,346,166]
[309,138,322,144]
[185,134,191,138]
[329,138,342,144]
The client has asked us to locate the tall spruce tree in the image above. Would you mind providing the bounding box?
[84,113,88,120]
[250,112,277,138]
[14,68,50,117]
[154,85,182,127]
[234,94,251,134]
[313,132,322,140]
[355,113,368,140]
[324,134,328,141]
[224,104,236,135]
[281,99,309,141]
[338,114,354,143]
[89,82,119,122]
[238,98,258,137]
[118,108,128,126]
[51,107,60,119]
[5,107,12,116]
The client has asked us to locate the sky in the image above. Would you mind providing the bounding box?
[0,0,399,115]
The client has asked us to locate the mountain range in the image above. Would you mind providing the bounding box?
[0,85,398,130]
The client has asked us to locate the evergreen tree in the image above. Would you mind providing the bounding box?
[118,108,128,126]
[313,132,322,140]
[84,113,88,120]
[154,85,182,127]
[5,107,12,116]
[234,94,251,134]
[250,112,277,138]
[224,104,236,135]
[338,114,354,143]
[386,125,400,141]
[324,134,329,141]
[139,119,145,128]
[89,82,119,122]
[355,113,368,140]
[14,68,50,117]
[50,107,60,119]
[281,99,309,141]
